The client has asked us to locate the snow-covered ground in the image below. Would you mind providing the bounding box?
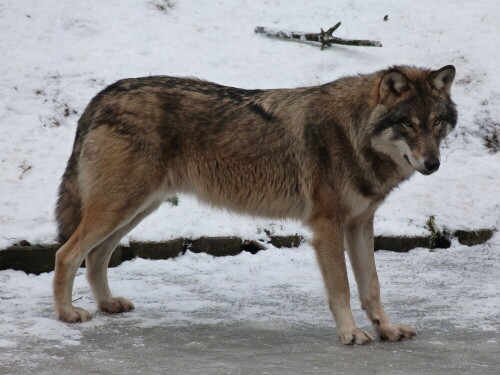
[0,0,499,248]
[1,237,499,373]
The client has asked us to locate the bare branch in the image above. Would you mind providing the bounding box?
[254,24,382,49]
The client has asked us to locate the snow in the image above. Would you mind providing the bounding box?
[0,236,499,350]
[0,0,499,248]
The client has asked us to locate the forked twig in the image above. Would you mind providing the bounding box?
[254,23,382,49]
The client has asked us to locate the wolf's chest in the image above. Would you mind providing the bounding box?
[344,188,382,219]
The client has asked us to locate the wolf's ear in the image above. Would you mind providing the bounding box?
[430,65,455,94]
[379,70,408,101]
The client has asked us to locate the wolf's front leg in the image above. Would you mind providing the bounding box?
[310,217,374,345]
[344,215,415,342]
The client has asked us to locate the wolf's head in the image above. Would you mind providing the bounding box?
[369,65,457,176]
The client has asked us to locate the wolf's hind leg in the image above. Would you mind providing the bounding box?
[85,201,162,314]
[85,234,134,314]
[53,230,92,323]
[54,124,170,322]
[54,193,161,323]
[54,206,126,323]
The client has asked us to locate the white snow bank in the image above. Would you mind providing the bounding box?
[0,0,499,248]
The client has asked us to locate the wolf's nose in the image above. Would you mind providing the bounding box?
[424,159,440,172]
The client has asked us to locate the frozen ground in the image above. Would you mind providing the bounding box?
[0,0,500,248]
[1,235,499,374]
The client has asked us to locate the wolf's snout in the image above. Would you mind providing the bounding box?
[424,159,440,173]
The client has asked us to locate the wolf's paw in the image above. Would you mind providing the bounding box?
[99,297,135,314]
[377,323,415,342]
[338,327,374,345]
[58,306,92,323]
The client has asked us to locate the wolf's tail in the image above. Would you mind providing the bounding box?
[55,129,83,243]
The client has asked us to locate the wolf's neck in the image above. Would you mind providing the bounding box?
[361,143,412,194]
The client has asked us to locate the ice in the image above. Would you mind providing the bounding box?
[1,238,499,373]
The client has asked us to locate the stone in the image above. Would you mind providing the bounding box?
[374,236,431,252]
[268,235,303,248]
[0,244,59,274]
[190,237,242,256]
[130,239,185,260]
[454,229,494,246]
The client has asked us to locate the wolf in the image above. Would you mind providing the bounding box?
[54,65,457,345]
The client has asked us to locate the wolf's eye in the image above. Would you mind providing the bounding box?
[402,120,413,129]
[434,118,442,126]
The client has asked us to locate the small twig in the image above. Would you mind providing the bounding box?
[320,35,382,48]
[444,147,463,161]
[317,22,341,49]
[254,24,382,49]
[19,164,32,180]
[72,296,83,303]
[318,22,342,50]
